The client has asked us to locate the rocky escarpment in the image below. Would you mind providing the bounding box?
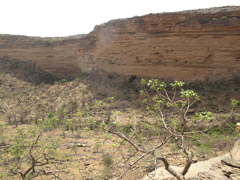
[0,6,240,80]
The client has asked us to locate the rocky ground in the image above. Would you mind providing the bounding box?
[143,139,240,180]
[0,67,240,180]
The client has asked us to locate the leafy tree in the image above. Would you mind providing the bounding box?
[100,79,239,180]
[0,127,63,180]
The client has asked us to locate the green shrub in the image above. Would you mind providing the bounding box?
[76,72,89,79]
[102,153,113,168]
[60,79,68,83]
[108,74,114,79]
[0,128,61,179]
[128,75,136,83]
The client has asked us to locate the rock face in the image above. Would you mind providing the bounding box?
[0,6,240,80]
[142,140,240,180]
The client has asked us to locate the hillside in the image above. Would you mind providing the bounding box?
[0,65,240,179]
[0,6,240,180]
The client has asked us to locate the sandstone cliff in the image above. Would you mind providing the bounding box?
[0,6,240,80]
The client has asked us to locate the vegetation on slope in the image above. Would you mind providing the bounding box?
[0,66,240,179]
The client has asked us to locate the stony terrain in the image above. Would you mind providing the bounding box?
[0,6,240,180]
[0,6,240,80]
[0,64,240,179]
[143,139,240,180]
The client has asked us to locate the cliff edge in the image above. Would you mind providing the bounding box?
[0,6,240,80]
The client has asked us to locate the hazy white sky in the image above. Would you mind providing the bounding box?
[0,0,239,37]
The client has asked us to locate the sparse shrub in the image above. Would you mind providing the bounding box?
[18,108,30,124]
[221,16,228,19]
[78,72,89,78]
[0,123,6,144]
[196,141,211,157]
[102,153,113,168]
[57,106,66,121]
[65,118,73,131]
[128,75,136,83]
[0,127,62,180]
[108,74,114,79]
[99,91,108,97]
[129,82,139,92]
[60,79,68,83]
[95,100,103,109]
[67,100,78,114]
[93,139,102,153]
[44,112,59,129]
[48,112,54,119]
[143,123,150,130]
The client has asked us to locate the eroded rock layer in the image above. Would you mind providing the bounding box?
[0,6,240,80]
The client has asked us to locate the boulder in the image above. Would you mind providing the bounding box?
[142,140,240,180]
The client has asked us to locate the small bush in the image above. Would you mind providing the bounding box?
[60,79,68,83]
[128,75,136,83]
[76,72,89,79]
[108,74,114,79]
[102,153,113,168]
[221,16,228,19]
